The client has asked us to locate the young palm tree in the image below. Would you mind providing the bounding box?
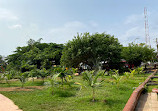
[46,67,76,95]
[18,71,29,88]
[112,73,122,88]
[3,71,12,86]
[82,70,104,102]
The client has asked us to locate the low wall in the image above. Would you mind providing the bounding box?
[123,70,157,111]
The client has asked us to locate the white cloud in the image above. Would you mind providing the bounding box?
[124,13,144,25]
[117,12,156,49]
[47,21,99,43]
[119,27,144,45]
[0,8,19,21]
[0,23,44,56]
[112,12,145,46]
[8,24,22,29]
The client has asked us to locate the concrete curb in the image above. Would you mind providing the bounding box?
[123,69,157,111]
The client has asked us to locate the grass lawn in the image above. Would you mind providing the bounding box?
[146,75,158,92]
[0,73,151,111]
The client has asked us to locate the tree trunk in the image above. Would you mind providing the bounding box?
[21,83,24,88]
[6,79,10,87]
[92,59,100,75]
[42,77,44,83]
[154,64,156,69]
[92,88,95,102]
[145,64,147,70]
[32,77,34,82]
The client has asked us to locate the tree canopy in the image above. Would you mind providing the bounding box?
[6,38,64,72]
[61,32,122,70]
[121,43,156,67]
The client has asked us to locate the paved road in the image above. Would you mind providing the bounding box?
[135,92,158,111]
[0,94,22,111]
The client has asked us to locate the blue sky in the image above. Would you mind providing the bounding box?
[0,0,158,56]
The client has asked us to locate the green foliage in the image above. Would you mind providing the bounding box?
[112,74,122,88]
[108,69,119,78]
[81,70,105,101]
[111,70,122,88]
[1,70,18,86]
[124,72,131,79]
[6,38,64,71]
[0,55,6,72]
[122,43,156,67]
[124,67,144,80]
[61,32,122,70]
[0,73,3,82]
[44,73,60,95]
[46,67,76,95]
[129,69,136,78]
[0,72,151,111]
[50,73,60,87]
[0,55,3,63]
[108,70,113,77]
[2,71,12,86]
[135,67,144,74]
[17,71,29,88]
[29,69,38,82]
[51,67,76,83]
[38,68,49,81]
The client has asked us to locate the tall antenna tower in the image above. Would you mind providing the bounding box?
[144,7,151,47]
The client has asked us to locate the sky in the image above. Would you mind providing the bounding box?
[0,0,158,56]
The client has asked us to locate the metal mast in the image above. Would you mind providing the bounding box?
[144,7,151,47]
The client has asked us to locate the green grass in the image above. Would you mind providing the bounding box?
[146,75,158,92]
[0,73,151,111]
[0,79,44,87]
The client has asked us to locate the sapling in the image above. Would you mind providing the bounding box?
[47,68,75,95]
[39,68,48,83]
[52,67,75,87]
[124,72,131,79]
[3,71,12,86]
[136,67,144,74]
[129,69,136,78]
[112,70,122,88]
[29,69,37,82]
[18,71,29,88]
[82,70,105,102]
[112,74,123,88]
[48,73,60,95]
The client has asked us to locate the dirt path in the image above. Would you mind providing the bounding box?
[0,86,43,91]
[0,94,22,111]
[135,92,158,111]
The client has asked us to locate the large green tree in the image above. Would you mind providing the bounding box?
[61,32,122,70]
[122,43,156,67]
[6,38,64,72]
